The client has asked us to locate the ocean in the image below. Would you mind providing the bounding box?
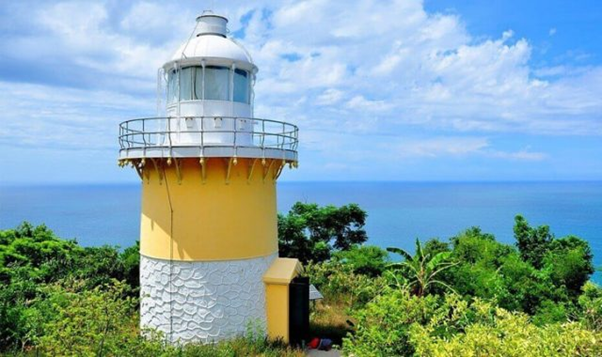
[1,181,601,281]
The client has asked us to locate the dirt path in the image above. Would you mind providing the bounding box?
[306,349,342,356]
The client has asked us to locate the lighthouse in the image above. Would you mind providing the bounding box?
[118,12,301,344]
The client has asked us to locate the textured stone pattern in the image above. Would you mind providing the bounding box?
[140,253,277,343]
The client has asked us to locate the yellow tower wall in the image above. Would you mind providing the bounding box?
[139,158,280,261]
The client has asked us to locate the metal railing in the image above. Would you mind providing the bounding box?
[118,116,298,154]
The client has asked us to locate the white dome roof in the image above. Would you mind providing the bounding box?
[170,35,252,64]
[164,12,255,71]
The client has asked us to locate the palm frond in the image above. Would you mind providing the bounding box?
[428,261,458,280]
[383,270,408,291]
[426,279,458,295]
[387,262,406,270]
[386,246,413,262]
[414,238,424,262]
[426,251,453,272]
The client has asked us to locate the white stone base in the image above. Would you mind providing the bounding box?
[140,253,277,344]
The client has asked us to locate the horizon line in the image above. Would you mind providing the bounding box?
[1,179,601,188]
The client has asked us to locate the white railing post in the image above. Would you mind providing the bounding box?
[234,117,238,158]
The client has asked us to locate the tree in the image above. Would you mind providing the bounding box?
[278,202,368,263]
[422,238,450,257]
[514,215,594,298]
[332,245,389,277]
[543,235,594,297]
[120,241,140,291]
[514,215,553,268]
[387,239,456,297]
[0,223,142,350]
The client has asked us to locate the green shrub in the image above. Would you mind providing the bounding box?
[543,235,595,297]
[0,223,141,350]
[345,288,602,357]
[532,300,568,325]
[342,288,440,356]
[579,282,602,331]
[332,245,389,277]
[31,280,303,356]
[2,212,600,355]
[304,260,386,307]
[35,280,140,356]
[411,302,602,357]
[442,222,594,320]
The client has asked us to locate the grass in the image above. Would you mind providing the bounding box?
[309,297,355,347]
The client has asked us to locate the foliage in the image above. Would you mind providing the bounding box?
[0,270,36,350]
[387,239,456,297]
[331,245,389,277]
[71,244,140,290]
[543,235,595,297]
[411,301,602,357]
[0,223,138,290]
[0,223,139,350]
[304,260,386,307]
[338,217,597,356]
[0,222,81,284]
[35,280,140,356]
[305,258,390,345]
[443,222,595,318]
[514,215,554,268]
[579,282,602,331]
[446,227,521,307]
[28,280,303,357]
[309,299,353,347]
[422,238,450,256]
[345,290,602,357]
[531,300,568,325]
[278,202,368,263]
[1,208,600,355]
[342,288,441,356]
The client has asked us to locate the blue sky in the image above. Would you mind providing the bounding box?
[0,0,601,184]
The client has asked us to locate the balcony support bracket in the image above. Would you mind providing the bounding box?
[225,157,234,185]
[263,159,275,183]
[174,158,183,185]
[247,158,258,183]
[150,158,163,185]
[199,157,207,184]
[273,160,285,181]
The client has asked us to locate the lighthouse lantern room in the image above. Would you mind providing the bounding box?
[118,11,300,344]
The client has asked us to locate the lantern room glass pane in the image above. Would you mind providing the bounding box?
[233,69,249,103]
[205,66,230,101]
[179,67,194,101]
[167,70,177,104]
[194,67,203,99]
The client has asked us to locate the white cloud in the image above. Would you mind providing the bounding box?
[346,95,393,112]
[5,0,600,138]
[316,88,344,105]
[487,148,547,161]
[384,137,545,161]
[0,0,599,181]
[241,1,602,136]
[6,1,189,89]
[394,137,490,158]
[0,81,150,150]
